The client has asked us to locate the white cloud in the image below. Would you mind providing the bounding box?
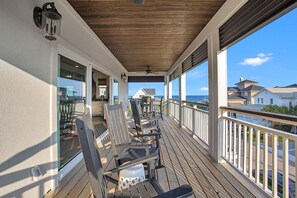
[200,87,208,91]
[240,53,272,67]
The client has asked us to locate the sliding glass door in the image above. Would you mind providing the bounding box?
[57,55,86,169]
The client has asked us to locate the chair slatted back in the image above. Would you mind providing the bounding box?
[76,112,106,198]
[105,103,131,154]
[130,99,142,129]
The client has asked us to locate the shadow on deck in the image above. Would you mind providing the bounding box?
[46,116,268,198]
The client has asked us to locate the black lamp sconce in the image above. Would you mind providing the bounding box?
[33,2,62,41]
[121,73,127,83]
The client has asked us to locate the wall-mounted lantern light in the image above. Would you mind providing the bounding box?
[33,2,62,41]
[121,73,127,83]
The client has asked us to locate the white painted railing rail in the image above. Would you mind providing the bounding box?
[168,99,209,145]
[168,99,180,121]
[221,106,297,198]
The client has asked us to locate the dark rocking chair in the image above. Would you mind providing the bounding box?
[76,115,193,198]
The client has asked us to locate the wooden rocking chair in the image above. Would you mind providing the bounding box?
[130,99,160,134]
[75,115,193,198]
[104,103,163,172]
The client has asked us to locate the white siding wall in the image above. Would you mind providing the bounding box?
[0,0,127,197]
[254,90,297,106]
[132,89,145,99]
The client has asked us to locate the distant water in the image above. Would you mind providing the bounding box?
[128,95,208,103]
[155,95,209,103]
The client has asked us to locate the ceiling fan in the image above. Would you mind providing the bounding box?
[145,65,159,75]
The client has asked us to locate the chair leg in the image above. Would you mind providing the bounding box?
[155,136,165,169]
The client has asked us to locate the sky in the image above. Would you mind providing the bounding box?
[129,8,297,97]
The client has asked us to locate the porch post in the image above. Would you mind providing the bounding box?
[86,64,93,111]
[164,75,168,115]
[208,29,228,163]
[179,65,186,127]
[168,79,172,116]
[109,76,114,105]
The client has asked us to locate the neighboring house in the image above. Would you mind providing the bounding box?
[132,88,156,99]
[254,88,297,107]
[228,78,263,106]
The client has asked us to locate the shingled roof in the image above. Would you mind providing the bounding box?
[235,79,258,85]
[143,88,155,96]
[241,85,264,92]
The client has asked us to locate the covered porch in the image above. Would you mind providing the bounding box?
[1,0,297,197]
[45,115,267,198]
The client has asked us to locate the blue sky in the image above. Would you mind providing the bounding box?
[129,8,297,96]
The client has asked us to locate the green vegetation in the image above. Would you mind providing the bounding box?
[262,105,296,133]
[262,105,297,116]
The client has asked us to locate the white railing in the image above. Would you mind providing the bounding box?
[168,99,209,145]
[182,101,209,145]
[221,107,297,198]
[168,99,179,121]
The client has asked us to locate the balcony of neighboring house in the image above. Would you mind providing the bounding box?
[1,0,297,198]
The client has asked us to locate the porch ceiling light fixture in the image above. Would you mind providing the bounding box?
[33,2,62,41]
[121,73,127,83]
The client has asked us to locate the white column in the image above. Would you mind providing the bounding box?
[119,80,128,113]
[208,29,228,163]
[109,77,114,105]
[86,64,92,111]
[168,79,172,116]
[179,65,186,127]
[164,75,168,115]
[168,80,172,99]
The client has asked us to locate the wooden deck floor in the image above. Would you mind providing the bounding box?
[46,116,268,198]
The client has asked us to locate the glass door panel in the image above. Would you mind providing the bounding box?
[58,55,86,169]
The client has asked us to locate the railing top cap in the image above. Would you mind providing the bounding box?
[221,106,297,123]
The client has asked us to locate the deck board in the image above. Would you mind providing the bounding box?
[46,116,268,198]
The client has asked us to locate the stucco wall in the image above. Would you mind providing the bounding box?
[0,1,54,197]
[0,0,127,197]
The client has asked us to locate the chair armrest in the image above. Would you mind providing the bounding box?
[135,132,161,138]
[103,153,158,175]
[142,118,159,123]
[116,143,152,149]
[153,184,193,198]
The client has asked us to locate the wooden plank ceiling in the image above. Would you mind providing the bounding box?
[67,0,226,72]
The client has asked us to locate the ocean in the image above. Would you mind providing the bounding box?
[128,95,208,103]
[155,95,209,103]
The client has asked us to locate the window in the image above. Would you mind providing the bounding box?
[258,98,260,104]
[270,98,273,105]
[261,98,264,104]
[58,55,87,169]
[289,102,292,107]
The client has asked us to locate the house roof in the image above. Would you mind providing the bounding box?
[228,95,246,100]
[254,88,297,98]
[240,85,263,92]
[284,83,297,88]
[228,87,240,91]
[142,88,156,96]
[235,79,258,85]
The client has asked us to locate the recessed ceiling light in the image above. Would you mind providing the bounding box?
[75,65,79,68]
[66,75,72,78]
